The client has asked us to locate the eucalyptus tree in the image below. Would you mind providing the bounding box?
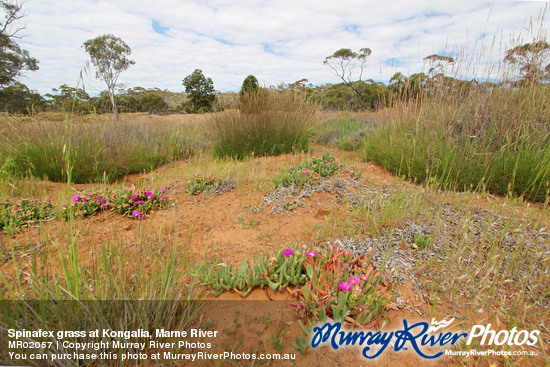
[83,34,134,120]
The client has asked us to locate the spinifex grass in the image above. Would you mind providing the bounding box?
[192,245,387,326]
[273,153,340,188]
[0,118,198,183]
[212,89,317,160]
[360,35,550,203]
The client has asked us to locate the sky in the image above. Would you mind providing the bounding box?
[12,0,550,95]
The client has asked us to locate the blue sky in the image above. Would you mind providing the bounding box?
[15,0,550,95]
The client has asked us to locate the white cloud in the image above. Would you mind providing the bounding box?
[11,0,549,95]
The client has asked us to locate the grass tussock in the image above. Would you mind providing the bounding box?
[212,89,317,160]
[358,27,550,203]
[361,86,550,202]
[0,117,202,183]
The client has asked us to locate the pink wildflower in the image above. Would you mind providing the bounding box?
[339,282,353,291]
[159,190,166,193]
[148,195,155,199]
[131,194,138,199]
[145,190,152,195]
[306,251,317,258]
[71,195,80,202]
[302,170,309,174]
[283,249,293,256]
[349,277,361,286]
[161,195,167,200]
[136,200,144,205]
[131,210,140,217]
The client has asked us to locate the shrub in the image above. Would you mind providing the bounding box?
[212,89,317,159]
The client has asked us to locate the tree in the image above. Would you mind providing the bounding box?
[240,75,259,96]
[504,41,550,85]
[140,92,168,114]
[0,81,44,114]
[324,48,371,109]
[182,69,215,112]
[83,34,134,120]
[0,1,38,87]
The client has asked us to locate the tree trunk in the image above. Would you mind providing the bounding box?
[108,89,119,121]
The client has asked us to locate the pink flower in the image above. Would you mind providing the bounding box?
[291,165,296,168]
[283,249,293,256]
[161,195,167,200]
[148,195,155,199]
[302,170,309,174]
[159,190,166,193]
[131,194,138,199]
[98,198,104,203]
[71,195,80,202]
[306,251,317,258]
[82,198,87,203]
[339,282,353,291]
[103,203,109,208]
[136,200,144,205]
[132,210,141,217]
[349,277,361,286]
[126,186,132,189]
[361,274,369,281]
[145,190,152,195]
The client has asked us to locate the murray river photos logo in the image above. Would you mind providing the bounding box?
[310,318,540,359]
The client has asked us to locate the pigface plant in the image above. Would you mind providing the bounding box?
[274,153,340,188]
[186,175,222,195]
[62,191,110,219]
[0,199,55,233]
[111,186,169,220]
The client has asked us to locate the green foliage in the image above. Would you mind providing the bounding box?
[0,82,44,114]
[192,245,387,325]
[274,153,339,188]
[83,34,135,120]
[240,75,259,96]
[0,198,55,233]
[413,233,433,249]
[186,175,221,195]
[45,84,93,114]
[140,92,168,113]
[0,1,38,87]
[212,89,316,160]
[110,186,168,220]
[182,69,216,112]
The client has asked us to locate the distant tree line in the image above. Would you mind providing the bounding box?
[1,0,548,116]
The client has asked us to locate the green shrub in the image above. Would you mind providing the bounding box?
[212,89,316,160]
